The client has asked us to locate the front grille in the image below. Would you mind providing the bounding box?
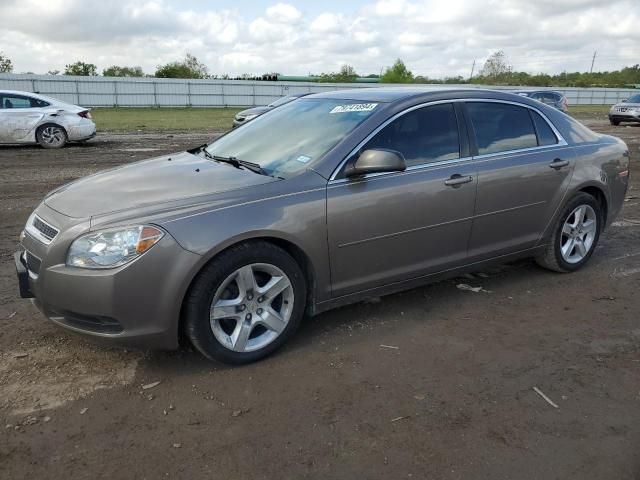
[25,251,41,275]
[32,216,59,241]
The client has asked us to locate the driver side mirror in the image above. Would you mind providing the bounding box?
[344,149,406,178]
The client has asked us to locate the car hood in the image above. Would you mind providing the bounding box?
[613,102,640,108]
[237,106,271,117]
[44,151,278,218]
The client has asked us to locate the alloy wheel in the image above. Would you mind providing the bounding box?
[560,204,597,264]
[210,263,294,352]
[40,126,65,146]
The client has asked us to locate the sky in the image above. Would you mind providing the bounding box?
[0,0,638,78]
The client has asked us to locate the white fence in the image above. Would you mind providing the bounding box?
[0,74,636,108]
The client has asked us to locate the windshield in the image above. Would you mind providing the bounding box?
[206,98,379,177]
[267,95,297,107]
[624,94,640,103]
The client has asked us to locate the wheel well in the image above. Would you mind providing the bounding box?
[177,237,317,345]
[36,122,68,136]
[579,186,608,223]
[261,237,317,308]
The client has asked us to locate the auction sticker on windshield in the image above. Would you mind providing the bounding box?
[330,103,378,114]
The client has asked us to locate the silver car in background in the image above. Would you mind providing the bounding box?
[15,88,630,364]
[0,90,96,148]
[609,93,640,125]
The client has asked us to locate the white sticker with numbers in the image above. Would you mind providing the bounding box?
[330,103,378,114]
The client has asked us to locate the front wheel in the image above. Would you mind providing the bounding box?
[609,119,620,126]
[536,193,602,272]
[184,241,307,364]
[36,124,67,149]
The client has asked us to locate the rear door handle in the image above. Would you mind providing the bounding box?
[444,174,474,187]
[549,158,570,170]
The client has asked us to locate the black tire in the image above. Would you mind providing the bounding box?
[610,119,620,126]
[36,123,68,149]
[535,192,603,273]
[184,241,307,364]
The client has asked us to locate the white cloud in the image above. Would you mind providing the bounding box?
[0,0,637,78]
[265,3,302,23]
[310,13,345,33]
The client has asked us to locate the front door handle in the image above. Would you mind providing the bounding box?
[444,174,474,187]
[549,158,570,170]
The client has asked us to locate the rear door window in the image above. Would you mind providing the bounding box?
[1,95,33,109]
[363,103,460,167]
[466,102,538,155]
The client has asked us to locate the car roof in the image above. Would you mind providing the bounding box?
[512,89,562,95]
[0,89,44,97]
[0,89,79,107]
[305,87,543,104]
[0,89,62,102]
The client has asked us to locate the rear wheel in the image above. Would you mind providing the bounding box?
[536,193,602,272]
[36,124,67,148]
[184,241,307,364]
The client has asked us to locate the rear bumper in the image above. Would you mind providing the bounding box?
[68,122,97,141]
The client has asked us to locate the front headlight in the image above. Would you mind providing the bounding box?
[67,225,164,269]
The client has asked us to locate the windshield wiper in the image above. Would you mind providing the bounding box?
[208,152,270,176]
[195,145,281,178]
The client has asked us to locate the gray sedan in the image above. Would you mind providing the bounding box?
[15,88,630,364]
[513,90,569,113]
[232,93,310,128]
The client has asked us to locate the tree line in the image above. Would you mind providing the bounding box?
[1,50,638,88]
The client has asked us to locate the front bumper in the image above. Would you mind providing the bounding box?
[14,251,33,299]
[609,112,640,123]
[16,211,203,349]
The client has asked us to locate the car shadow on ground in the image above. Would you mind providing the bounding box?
[0,141,107,151]
[141,258,543,371]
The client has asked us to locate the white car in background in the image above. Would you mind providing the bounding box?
[0,90,96,148]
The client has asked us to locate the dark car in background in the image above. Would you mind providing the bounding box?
[609,94,640,125]
[16,88,629,364]
[233,92,310,128]
[514,90,569,113]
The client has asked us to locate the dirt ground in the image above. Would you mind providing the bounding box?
[0,118,639,480]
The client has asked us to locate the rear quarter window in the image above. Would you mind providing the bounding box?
[31,98,50,108]
[530,111,558,146]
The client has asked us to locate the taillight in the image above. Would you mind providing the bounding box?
[78,110,92,119]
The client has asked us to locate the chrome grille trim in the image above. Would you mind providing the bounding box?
[25,214,59,245]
